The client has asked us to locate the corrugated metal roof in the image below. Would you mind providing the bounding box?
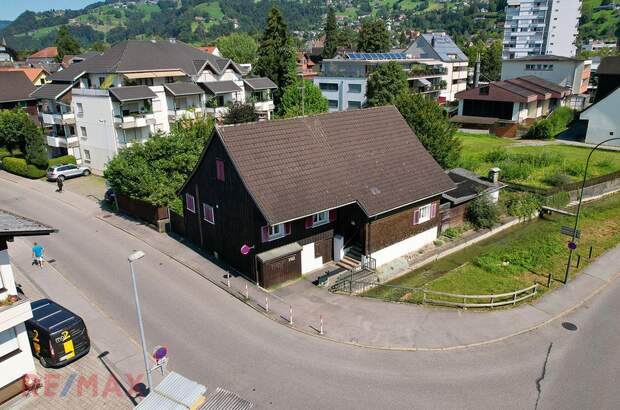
[200,388,253,410]
[135,372,206,410]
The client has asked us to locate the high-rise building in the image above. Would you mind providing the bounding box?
[503,0,581,59]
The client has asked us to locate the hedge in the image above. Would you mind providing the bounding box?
[48,155,77,167]
[1,157,46,179]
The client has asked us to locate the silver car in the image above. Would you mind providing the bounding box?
[46,164,91,181]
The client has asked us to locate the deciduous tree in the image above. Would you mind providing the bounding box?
[280,80,328,118]
[357,19,390,53]
[322,7,338,59]
[223,102,259,124]
[217,32,258,65]
[55,26,81,60]
[365,61,408,107]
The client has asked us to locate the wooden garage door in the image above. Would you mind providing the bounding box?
[259,251,302,288]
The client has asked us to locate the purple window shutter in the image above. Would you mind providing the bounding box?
[285,222,292,235]
[430,202,437,218]
[305,216,313,229]
[329,210,337,222]
[261,226,269,243]
[413,209,420,225]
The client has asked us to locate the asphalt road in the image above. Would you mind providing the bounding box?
[2,177,619,410]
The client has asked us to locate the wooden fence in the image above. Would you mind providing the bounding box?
[169,211,186,236]
[116,194,169,225]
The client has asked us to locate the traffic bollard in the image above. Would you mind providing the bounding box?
[245,283,249,299]
[589,246,593,259]
[227,274,230,287]
[547,273,552,288]
[289,306,293,325]
[265,296,269,312]
[320,315,324,335]
[576,254,581,268]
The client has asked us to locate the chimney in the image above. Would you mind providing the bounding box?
[488,167,500,184]
[473,53,481,88]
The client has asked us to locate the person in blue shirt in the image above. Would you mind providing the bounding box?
[32,242,44,268]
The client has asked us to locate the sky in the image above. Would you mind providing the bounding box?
[0,0,98,21]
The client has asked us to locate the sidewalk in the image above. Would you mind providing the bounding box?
[99,209,620,350]
[7,264,133,410]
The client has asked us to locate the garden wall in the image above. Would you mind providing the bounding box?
[116,194,169,226]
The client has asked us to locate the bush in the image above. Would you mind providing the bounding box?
[48,155,77,167]
[499,160,532,181]
[1,157,46,179]
[505,193,541,219]
[467,194,501,229]
[547,107,574,135]
[483,148,510,163]
[525,119,553,140]
[545,171,572,187]
[562,162,585,177]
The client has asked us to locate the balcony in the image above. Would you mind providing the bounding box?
[114,113,156,129]
[40,112,76,126]
[205,106,229,117]
[253,100,275,113]
[46,134,79,148]
[0,295,32,332]
[168,107,203,122]
[408,65,447,78]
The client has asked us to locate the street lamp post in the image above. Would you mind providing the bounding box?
[564,137,620,283]
[128,250,153,393]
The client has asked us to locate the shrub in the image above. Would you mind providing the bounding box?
[562,162,585,177]
[525,119,553,140]
[505,193,541,219]
[483,148,510,163]
[467,194,501,229]
[434,239,444,246]
[547,107,574,135]
[545,171,572,187]
[443,227,460,239]
[1,157,46,179]
[499,160,532,181]
[48,155,77,167]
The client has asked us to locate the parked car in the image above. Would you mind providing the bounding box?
[26,299,91,368]
[46,164,91,181]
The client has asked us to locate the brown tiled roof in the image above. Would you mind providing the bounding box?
[597,56,620,75]
[0,67,46,83]
[455,75,568,102]
[0,72,36,103]
[29,46,58,59]
[216,106,455,224]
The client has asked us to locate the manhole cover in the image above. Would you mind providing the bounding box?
[562,322,578,331]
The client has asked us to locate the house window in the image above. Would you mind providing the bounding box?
[269,224,285,239]
[418,204,431,223]
[261,223,291,242]
[319,82,339,91]
[80,126,87,138]
[76,103,83,115]
[0,327,19,359]
[216,159,225,181]
[186,193,196,213]
[83,149,91,163]
[328,100,338,109]
[203,203,215,224]
[412,202,436,225]
[348,101,361,109]
[348,83,362,93]
[312,211,329,227]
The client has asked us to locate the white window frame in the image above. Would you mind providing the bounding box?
[80,126,87,138]
[186,193,196,213]
[76,102,83,115]
[418,204,432,224]
[312,211,329,227]
[203,203,215,224]
[0,327,19,358]
[268,224,285,240]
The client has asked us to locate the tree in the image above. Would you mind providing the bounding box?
[217,32,259,65]
[481,40,503,81]
[0,109,26,154]
[0,109,48,168]
[365,62,408,107]
[322,7,338,59]
[280,80,328,118]
[253,7,297,107]
[55,26,81,61]
[91,41,107,52]
[223,102,259,124]
[23,123,48,169]
[395,92,461,168]
[467,194,501,229]
[357,19,390,53]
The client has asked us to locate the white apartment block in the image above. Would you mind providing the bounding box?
[503,0,581,59]
[314,33,468,112]
[0,211,55,405]
[31,40,276,175]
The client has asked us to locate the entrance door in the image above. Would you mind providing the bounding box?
[259,252,301,288]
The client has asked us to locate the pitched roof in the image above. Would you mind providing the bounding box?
[597,56,620,75]
[0,209,57,237]
[456,75,569,102]
[443,168,505,205]
[29,46,58,59]
[0,67,46,83]
[164,82,204,96]
[507,54,583,62]
[202,80,242,95]
[49,40,240,82]
[213,106,455,225]
[30,83,73,100]
[0,72,36,103]
[109,85,157,102]
[405,33,468,62]
[243,77,277,90]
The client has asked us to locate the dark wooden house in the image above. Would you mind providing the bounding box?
[178,106,455,287]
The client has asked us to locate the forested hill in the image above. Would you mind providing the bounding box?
[1,0,617,52]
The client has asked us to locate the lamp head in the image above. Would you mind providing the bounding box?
[128,251,145,262]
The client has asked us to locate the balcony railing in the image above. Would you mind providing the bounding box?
[168,107,203,122]
[40,112,76,126]
[46,134,79,148]
[113,112,155,129]
[0,295,32,327]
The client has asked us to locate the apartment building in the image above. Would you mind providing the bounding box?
[0,210,56,405]
[314,33,467,112]
[503,0,581,59]
[30,40,276,174]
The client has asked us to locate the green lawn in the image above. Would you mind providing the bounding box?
[366,192,620,302]
[457,133,620,189]
[194,2,224,19]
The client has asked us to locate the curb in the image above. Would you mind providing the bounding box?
[96,213,620,352]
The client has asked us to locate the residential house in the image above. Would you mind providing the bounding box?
[0,41,17,63]
[0,72,38,122]
[197,45,221,57]
[26,47,60,73]
[0,67,48,86]
[0,210,56,405]
[314,32,468,111]
[453,75,569,137]
[580,87,620,147]
[581,39,618,53]
[296,51,318,80]
[31,39,276,174]
[502,0,581,59]
[593,56,620,103]
[177,107,455,288]
[440,168,505,232]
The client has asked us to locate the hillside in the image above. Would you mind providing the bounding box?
[0,21,10,31]
[579,0,620,42]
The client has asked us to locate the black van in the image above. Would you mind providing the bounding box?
[26,299,91,368]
